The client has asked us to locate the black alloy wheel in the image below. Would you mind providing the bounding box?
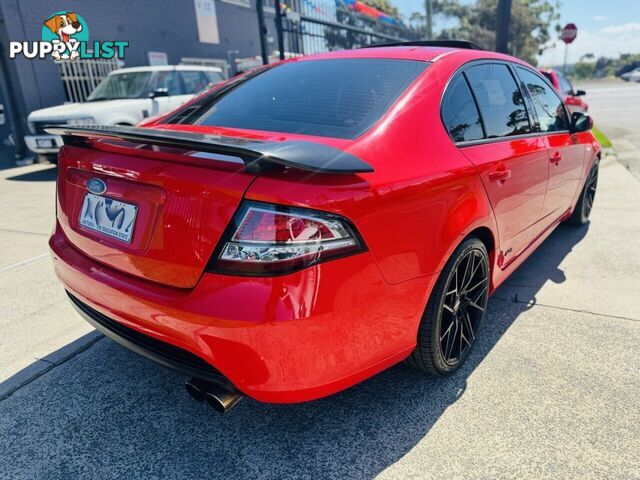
[568,160,599,225]
[408,237,490,375]
[439,248,489,366]
[582,161,599,219]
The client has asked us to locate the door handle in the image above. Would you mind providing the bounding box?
[550,151,563,165]
[488,169,511,182]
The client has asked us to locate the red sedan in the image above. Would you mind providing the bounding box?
[539,68,589,113]
[48,41,600,412]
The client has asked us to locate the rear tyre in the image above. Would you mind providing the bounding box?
[407,237,490,376]
[567,160,599,225]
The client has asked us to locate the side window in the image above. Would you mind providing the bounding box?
[441,74,484,142]
[153,71,182,96]
[180,71,208,94]
[516,67,570,133]
[205,71,224,84]
[556,72,573,94]
[465,64,531,138]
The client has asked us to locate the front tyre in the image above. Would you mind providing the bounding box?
[407,237,490,376]
[567,160,599,225]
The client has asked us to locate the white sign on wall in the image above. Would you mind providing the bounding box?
[148,51,168,66]
[195,0,220,44]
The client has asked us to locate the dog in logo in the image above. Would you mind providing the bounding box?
[43,12,83,60]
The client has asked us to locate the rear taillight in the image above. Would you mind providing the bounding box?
[208,201,365,275]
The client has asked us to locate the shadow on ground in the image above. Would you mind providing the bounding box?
[0,223,589,479]
[5,165,57,182]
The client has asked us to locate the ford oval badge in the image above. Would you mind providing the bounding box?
[87,178,107,195]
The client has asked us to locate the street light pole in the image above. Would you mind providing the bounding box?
[424,0,432,39]
[495,0,512,54]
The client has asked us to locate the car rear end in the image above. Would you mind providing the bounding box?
[49,55,433,403]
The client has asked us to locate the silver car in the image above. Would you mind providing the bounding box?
[621,67,640,82]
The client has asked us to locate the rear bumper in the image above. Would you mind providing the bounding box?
[66,292,230,386]
[50,225,433,403]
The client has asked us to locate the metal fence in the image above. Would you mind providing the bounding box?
[58,57,123,103]
[269,0,420,57]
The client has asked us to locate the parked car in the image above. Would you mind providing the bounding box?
[539,68,588,113]
[48,41,600,412]
[25,65,225,163]
[621,67,640,82]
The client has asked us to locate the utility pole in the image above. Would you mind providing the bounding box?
[274,0,285,60]
[256,0,269,65]
[424,0,433,39]
[495,0,512,54]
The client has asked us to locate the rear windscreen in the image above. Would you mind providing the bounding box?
[165,59,428,139]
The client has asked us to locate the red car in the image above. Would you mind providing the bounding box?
[48,41,600,412]
[539,68,589,113]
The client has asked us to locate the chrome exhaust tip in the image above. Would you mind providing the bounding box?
[203,388,243,413]
[184,378,242,413]
[184,377,208,402]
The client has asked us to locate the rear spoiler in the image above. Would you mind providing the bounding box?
[44,125,374,174]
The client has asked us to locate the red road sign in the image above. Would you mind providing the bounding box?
[561,23,578,44]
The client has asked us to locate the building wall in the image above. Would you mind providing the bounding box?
[0,0,276,114]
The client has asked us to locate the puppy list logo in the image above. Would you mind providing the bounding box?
[9,11,128,61]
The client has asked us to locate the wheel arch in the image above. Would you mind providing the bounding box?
[467,226,495,257]
[465,226,497,292]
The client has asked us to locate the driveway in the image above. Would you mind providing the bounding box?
[0,152,638,479]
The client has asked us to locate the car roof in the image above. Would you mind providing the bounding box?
[110,65,222,74]
[297,45,525,65]
[299,46,457,62]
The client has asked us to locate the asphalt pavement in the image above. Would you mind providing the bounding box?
[0,86,639,478]
[577,78,640,179]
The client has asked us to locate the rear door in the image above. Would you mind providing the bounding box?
[449,62,549,267]
[515,66,584,221]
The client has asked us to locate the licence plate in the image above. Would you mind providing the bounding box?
[79,193,138,243]
[36,138,55,148]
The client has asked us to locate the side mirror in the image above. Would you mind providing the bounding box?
[571,112,593,133]
[149,88,169,99]
[573,89,586,96]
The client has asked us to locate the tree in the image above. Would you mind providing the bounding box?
[409,11,425,30]
[572,62,595,79]
[561,53,640,80]
[411,0,560,65]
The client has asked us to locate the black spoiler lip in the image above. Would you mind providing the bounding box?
[44,124,374,174]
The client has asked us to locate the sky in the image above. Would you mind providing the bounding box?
[394,0,640,65]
